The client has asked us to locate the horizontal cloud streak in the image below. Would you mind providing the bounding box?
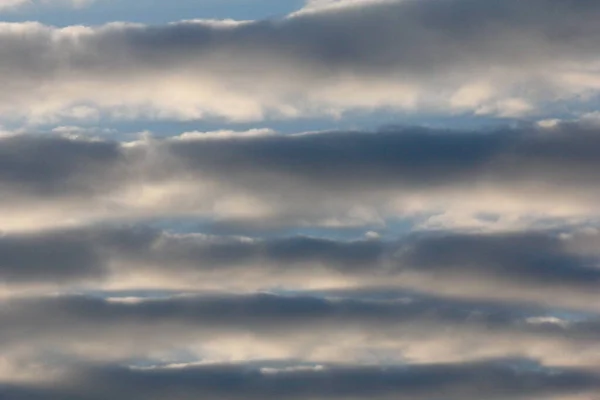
[4,0,600,397]
[2,292,600,366]
[1,0,600,122]
[2,359,598,400]
[5,123,600,231]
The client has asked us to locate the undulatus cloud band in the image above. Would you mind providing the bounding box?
[1,0,600,399]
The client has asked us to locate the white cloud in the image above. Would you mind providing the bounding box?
[0,0,26,10]
[295,0,398,15]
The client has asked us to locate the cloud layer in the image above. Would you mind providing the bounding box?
[2,224,600,311]
[1,0,600,122]
[3,1,600,397]
[2,358,599,400]
[5,122,600,231]
[0,0,93,11]
[3,292,600,367]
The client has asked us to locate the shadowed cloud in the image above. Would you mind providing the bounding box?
[1,358,598,400]
[6,123,600,230]
[1,0,600,121]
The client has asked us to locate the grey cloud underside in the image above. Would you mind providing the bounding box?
[0,134,124,196]
[6,0,600,396]
[1,359,598,400]
[164,125,600,193]
[0,229,105,283]
[92,0,599,74]
[2,293,600,356]
[5,126,600,307]
[2,0,600,119]
[2,225,600,310]
[0,123,599,194]
[0,226,386,283]
[398,232,600,288]
[4,123,600,229]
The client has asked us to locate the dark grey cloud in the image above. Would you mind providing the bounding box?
[4,0,600,395]
[0,228,106,284]
[387,230,600,308]
[0,134,124,197]
[6,123,600,199]
[166,128,505,192]
[106,227,600,307]
[162,123,600,196]
[0,292,539,340]
[1,0,600,120]
[396,231,600,287]
[5,126,600,308]
[0,223,387,285]
[3,223,600,309]
[0,291,597,340]
[7,123,600,230]
[112,231,386,274]
[3,290,600,367]
[2,358,598,400]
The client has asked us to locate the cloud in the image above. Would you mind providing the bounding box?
[95,228,600,310]
[0,0,27,10]
[296,0,396,14]
[0,228,105,284]
[0,225,387,290]
[2,224,600,310]
[3,292,600,367]
[1,0,600,122]
[1,358,598,400]
[4,0,600,396]
[6,123,600,232]
[0,133,124,197]
[0,0,93,11]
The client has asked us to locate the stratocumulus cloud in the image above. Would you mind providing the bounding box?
[6,123,600,231]
[1,0,600,122]
[2,225,600,310]
[3,0,600,397]
[3,292,600,366]
[2,358,599,400]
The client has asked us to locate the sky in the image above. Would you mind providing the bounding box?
[2,0,600,399]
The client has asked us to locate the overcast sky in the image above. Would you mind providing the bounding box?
[1,1,600,399]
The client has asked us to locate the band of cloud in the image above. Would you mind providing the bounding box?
[1,358,598,400]
[1,0,600,122]
[4,123,600,231]
[2,224,600,310]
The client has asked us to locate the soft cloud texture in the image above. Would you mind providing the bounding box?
[1,358,599,400]
[1,0,600,122]
[2,224,600,310]
[6,123,600,231]
[2,292,600,367]
[0,0,93,11]
[3,0,600,397]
